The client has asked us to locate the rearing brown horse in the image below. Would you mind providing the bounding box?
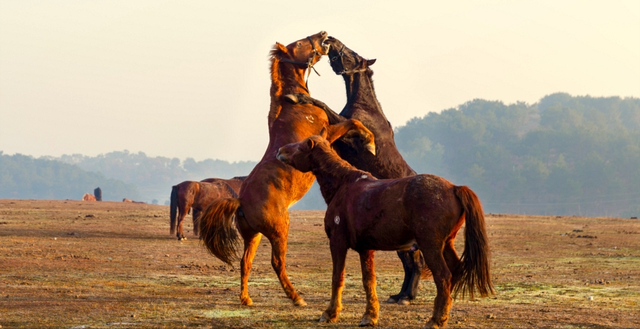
[288,36,425,305]
[277,134,494,328]
[198,31,376,307]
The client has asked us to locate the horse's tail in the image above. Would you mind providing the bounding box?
[170,185,178,235]
[198,198,242,265]
[453,185,495,299]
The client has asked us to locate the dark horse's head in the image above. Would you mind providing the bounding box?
[272,31,330,72]
[323,36,376,75]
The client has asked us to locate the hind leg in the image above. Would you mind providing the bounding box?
[239,232,262,306]
[443,239,462,290]
[192,209,200,237]
[418,241,453,329]
[388,246,425,305]
[269,230,306,306]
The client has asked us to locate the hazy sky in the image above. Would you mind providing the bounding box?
[1,1,639,162]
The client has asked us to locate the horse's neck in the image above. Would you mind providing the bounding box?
[342,72,386,119]
[339,71,417,178]
[269,61,310,127]
[312,151,366,204]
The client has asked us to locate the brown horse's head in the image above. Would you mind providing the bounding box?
[276,134,330,173]
[324,36,376,75]
[272,31,329,71]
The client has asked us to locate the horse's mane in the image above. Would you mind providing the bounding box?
[312,139,373,202]
[268,46,283,128]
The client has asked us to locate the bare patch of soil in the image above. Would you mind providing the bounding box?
[1,200,638,328]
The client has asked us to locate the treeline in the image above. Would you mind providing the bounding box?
[0,153,139,201]
[394,93,640,217]
[52,151,256,204]
[3,93,638,217]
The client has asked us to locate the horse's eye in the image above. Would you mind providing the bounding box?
[296,42,302,48]
[331,57,338,62]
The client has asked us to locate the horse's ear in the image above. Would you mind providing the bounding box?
[275,42,288,55]
[367,59,376,66]
[319,127,328,140]
[305,137,315,150]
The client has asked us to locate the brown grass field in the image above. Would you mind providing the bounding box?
[1,199,639,329]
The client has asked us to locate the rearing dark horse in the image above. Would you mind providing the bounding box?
[287,36,426,305]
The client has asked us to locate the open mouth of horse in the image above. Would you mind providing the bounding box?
[317,32,330,55]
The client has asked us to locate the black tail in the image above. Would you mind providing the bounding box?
[453,186,495,299]
[170,186,178,235]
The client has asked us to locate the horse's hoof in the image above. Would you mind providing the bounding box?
[423,319,442,329]
[284,94,299,104]
[359,315,377,327]
[365,143,376,155]
[319,311,337,323]
[397,297,411,306]
[385,297,398,304]
[293,297,307,307]
[240,297,253,306]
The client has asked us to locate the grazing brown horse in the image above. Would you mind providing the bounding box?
[276,134,494,328]
[287,36,425,305]
[81,193,96,201]
[169,176,245,240]
[198,31,376,307]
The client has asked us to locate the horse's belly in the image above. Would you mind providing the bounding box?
[350,211,414,251]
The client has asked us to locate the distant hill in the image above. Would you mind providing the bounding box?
[52,151,257,204]
[3,93,638,217]
[0,152,139,201]
[394,93,640,217]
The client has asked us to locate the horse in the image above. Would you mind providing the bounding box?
[169,177,245,240]
[197,31,376,307]
[81,193,96,201]
[276,134,494,328]
[286,36,425,305]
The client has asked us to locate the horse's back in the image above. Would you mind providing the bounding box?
[403,174,463,229]
[193,181,234,209]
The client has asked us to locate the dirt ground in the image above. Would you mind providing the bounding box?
[1,199,638,329]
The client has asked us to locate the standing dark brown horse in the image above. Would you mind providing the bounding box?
[197,31,376,307]
[169,176,245,240]
[287,36,425,305]
[277,134,494,328]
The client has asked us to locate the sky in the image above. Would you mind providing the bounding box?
[1,1,639,162]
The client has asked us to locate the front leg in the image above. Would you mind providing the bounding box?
[320,242,349,323]
[358,249,379,327]
[324,119,376,155]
